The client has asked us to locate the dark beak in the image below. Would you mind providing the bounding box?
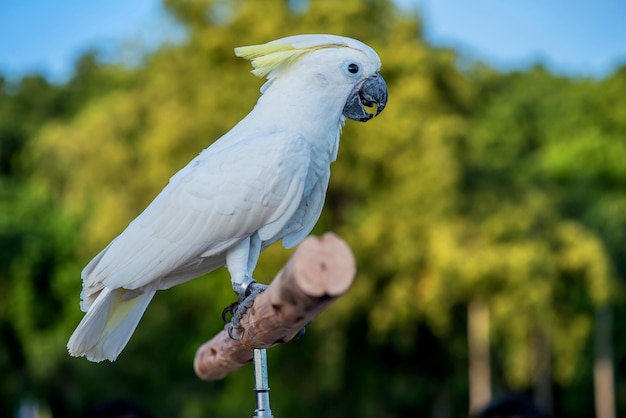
[343,73,388,122]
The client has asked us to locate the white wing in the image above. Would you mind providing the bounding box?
[80,132,311,309]
[275,162,330,249]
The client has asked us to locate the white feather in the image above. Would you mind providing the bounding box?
[68,287,156,362]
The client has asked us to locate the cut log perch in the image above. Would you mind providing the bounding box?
[194,233,356,381]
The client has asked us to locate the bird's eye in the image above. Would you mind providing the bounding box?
[347,63,360,74]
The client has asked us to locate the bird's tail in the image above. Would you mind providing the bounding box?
[67,287,156,362]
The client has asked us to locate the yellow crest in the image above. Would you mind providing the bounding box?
[235,39,343,78]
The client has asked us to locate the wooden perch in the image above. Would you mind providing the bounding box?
[194,232,356,381]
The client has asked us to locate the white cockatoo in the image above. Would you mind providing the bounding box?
[67,34,387,362]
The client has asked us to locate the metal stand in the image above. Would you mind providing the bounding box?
[252,348,273,418]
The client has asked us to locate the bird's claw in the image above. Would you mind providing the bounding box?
[221,301,239,323]
[295,326,306,341]
[223,281,268,340]
[226,322,240,340]
[294,320,312,341]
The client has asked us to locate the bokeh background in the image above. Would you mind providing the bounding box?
[1,1,625,417]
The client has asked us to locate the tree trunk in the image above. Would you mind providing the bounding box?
[468,298,491,414]
[432,384,451,418]
[532,325,553,416]
[594,305,615,418]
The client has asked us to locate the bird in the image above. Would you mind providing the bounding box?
[67,34,388,362]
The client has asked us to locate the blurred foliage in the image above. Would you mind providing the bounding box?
[1,0,625,417]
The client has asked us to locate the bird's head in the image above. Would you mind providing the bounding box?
[235,34,387,122]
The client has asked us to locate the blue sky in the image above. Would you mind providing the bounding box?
[1,0,625,83]
[412,0,626,78]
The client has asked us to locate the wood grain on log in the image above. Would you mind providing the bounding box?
[194,233,355,381]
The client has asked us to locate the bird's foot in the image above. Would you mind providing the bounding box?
[293,319,314,341]
[222,281,268,340]
[294,324,307,341]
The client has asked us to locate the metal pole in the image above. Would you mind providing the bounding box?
[252,348,273,418]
